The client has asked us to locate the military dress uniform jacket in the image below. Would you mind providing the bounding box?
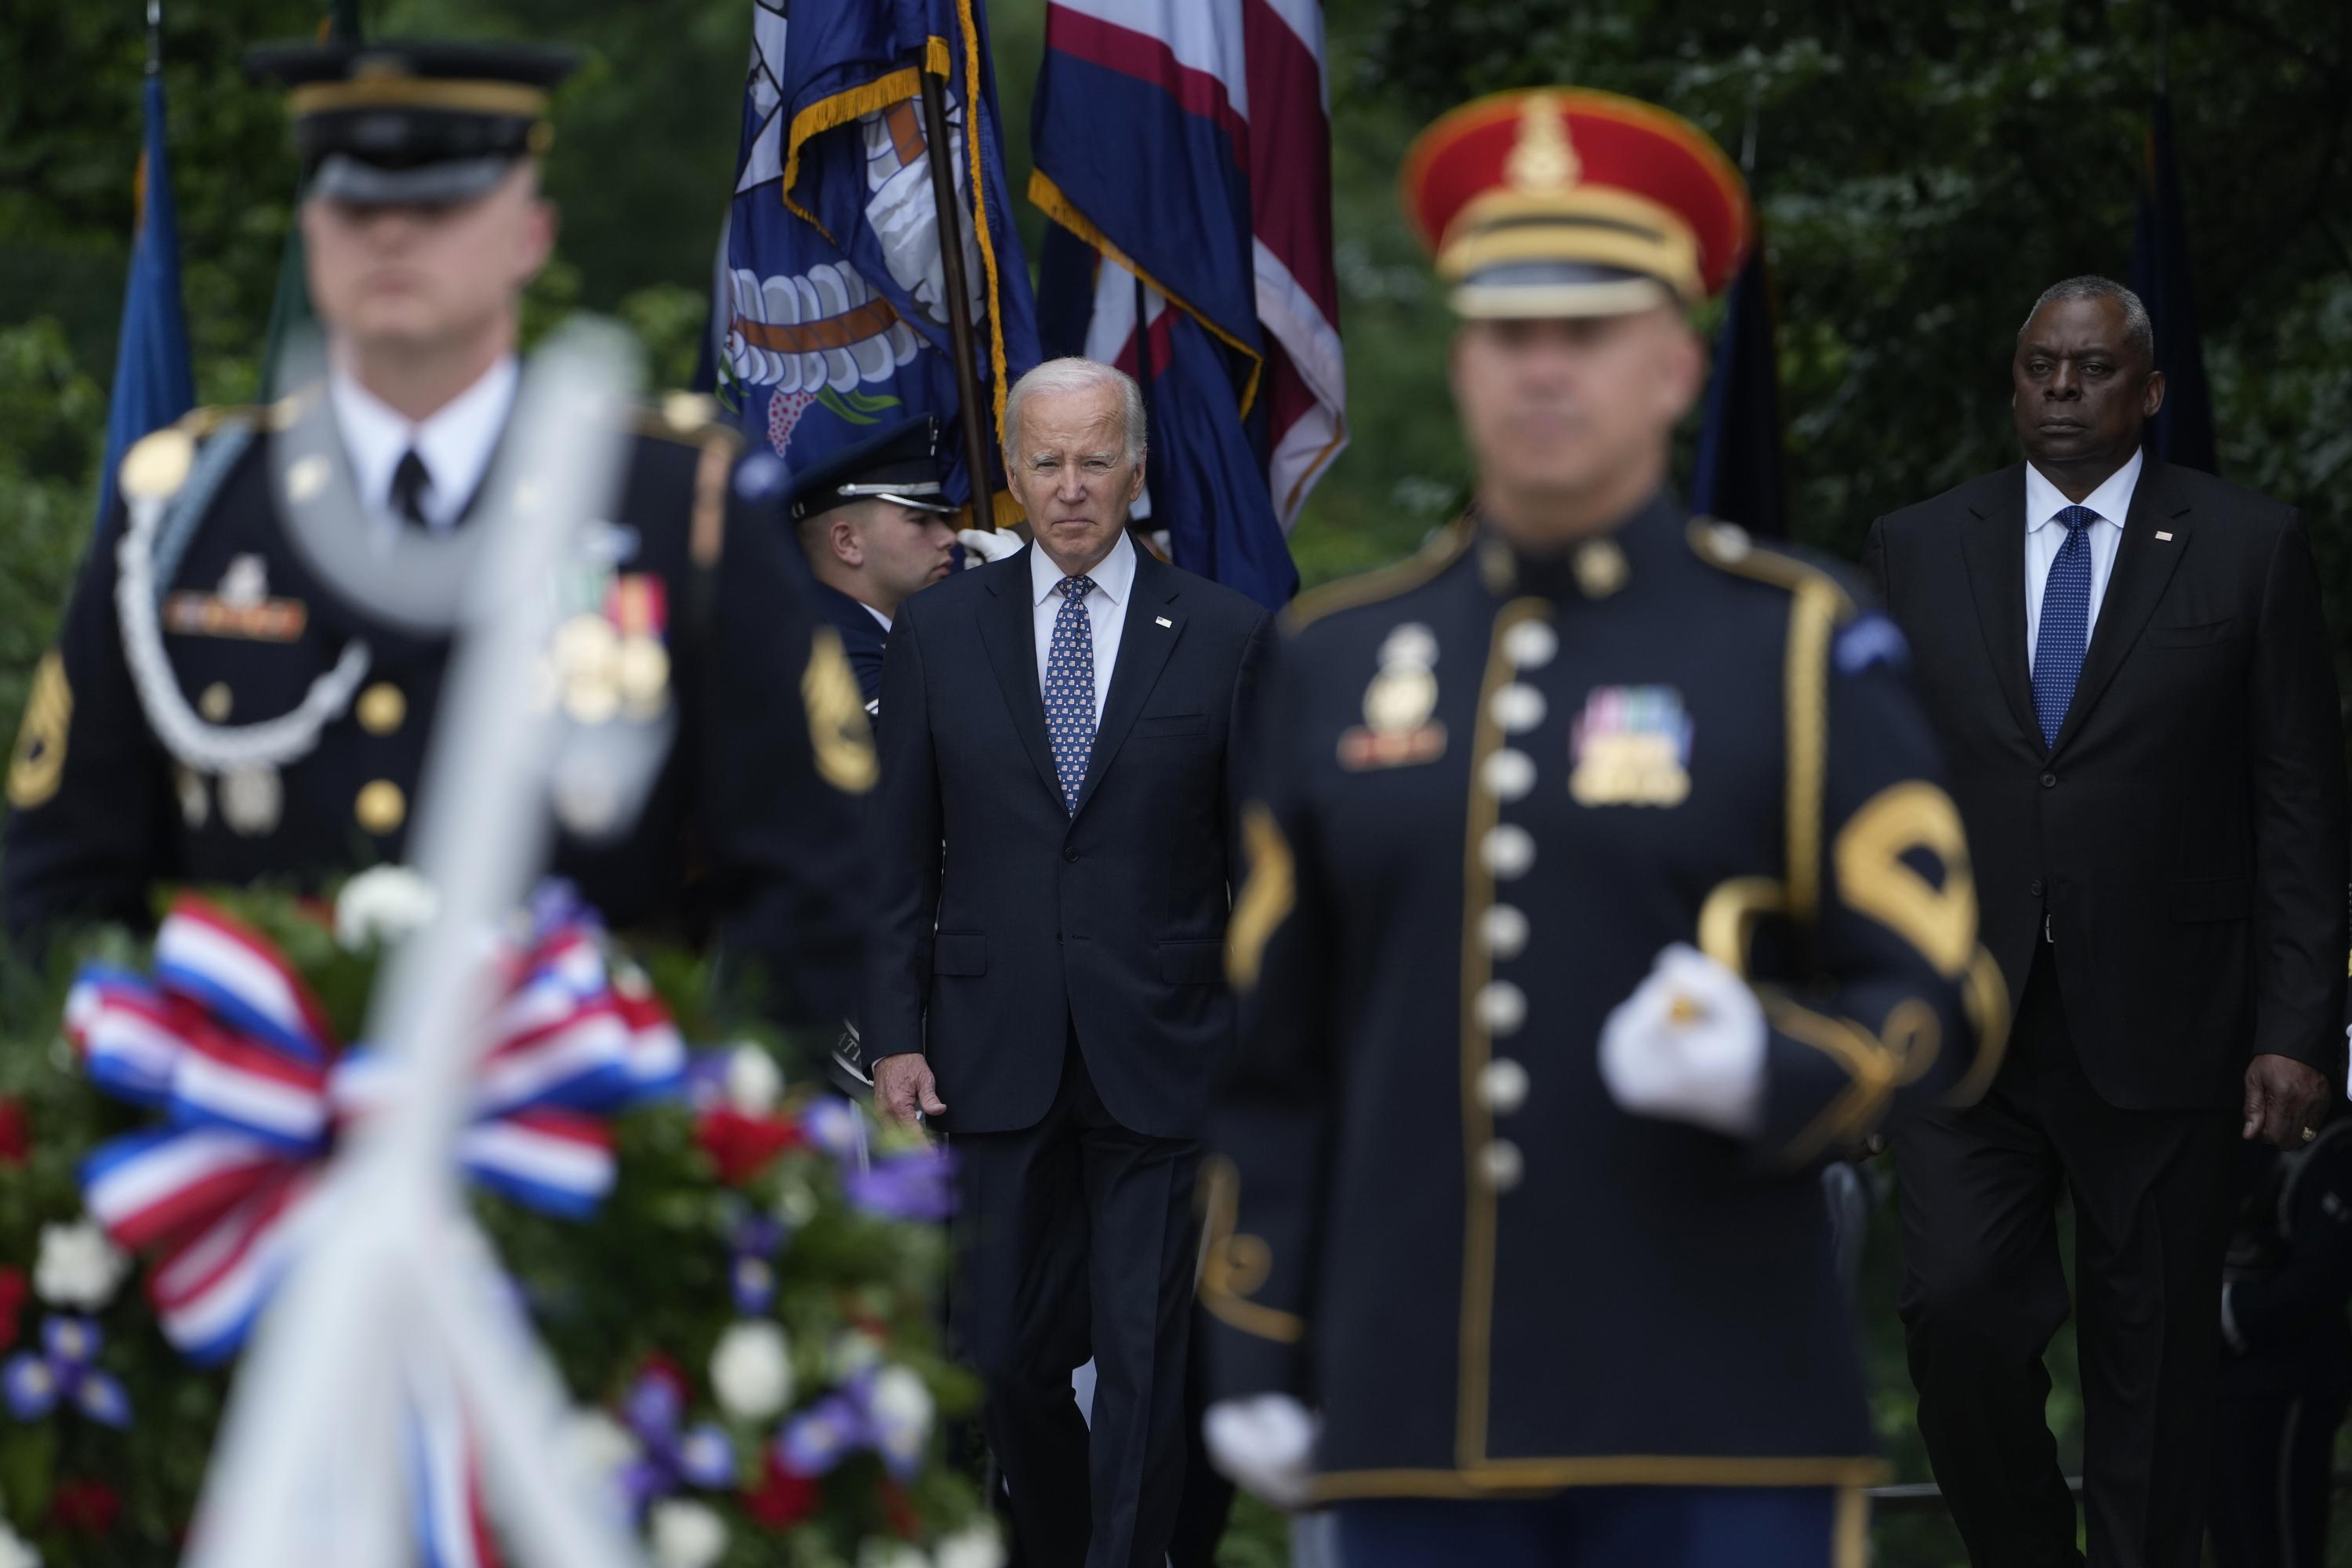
[806,579,891,716]
[4,391,875,1025]
[1202,495,2008,1499]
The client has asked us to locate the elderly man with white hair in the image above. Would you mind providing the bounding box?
[862,357,1274,1567]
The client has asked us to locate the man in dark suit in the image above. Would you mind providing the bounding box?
[864,356,1273,1568]
[1863,274,2348,1566]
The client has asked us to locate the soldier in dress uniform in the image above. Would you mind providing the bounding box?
[3,41,873,1029]
[1195,89,2009,1567]
[787,416,960,717]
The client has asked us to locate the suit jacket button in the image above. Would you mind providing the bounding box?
[1064,847,1080,863]
[2039,772,2057,789]
[2029,878,2045,898]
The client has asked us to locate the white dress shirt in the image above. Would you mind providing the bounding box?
[329,356,520,539]
[864,602,895,633]
[1029,528,1136,720]
[2023,447,2140,673]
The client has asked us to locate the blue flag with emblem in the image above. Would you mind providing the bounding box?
[96,71,195,529]
[717,0,1040,523]
[2129,89,2217,474]
[1690,230,1787,539]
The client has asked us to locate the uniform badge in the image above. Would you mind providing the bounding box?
[1569,685,1692,807]
[163,554,307,642]
[219,764,283,837]
[1339,622,1447,770]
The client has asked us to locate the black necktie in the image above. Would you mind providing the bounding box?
[389,448,433,529]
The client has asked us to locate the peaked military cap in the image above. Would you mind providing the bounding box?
[246,40,579,207]
[787,416,955,523]
[1401,87,1752,319]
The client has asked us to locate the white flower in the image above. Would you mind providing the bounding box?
[34,1220,129,1310]
[0,1517,40,1568]
[648,1499,729,1568]
[858,1543,929,1568]
[724,1044,783,1116]
[775,1177,820,1228]
[710,1320,793,1421]
[932,1522,1005,1568]
[334,866,439,950]
[869,1363,935,1452]
[557,1410,639,1496]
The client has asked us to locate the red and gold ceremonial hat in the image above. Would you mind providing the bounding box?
[1401,88,1752,318]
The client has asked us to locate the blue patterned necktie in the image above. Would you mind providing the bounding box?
[1044,575,1098,812]
[2031,504,2096,748]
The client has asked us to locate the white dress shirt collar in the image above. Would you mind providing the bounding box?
[1029,528,1137,609]
[864,601,895,633]
[330,355,521,534]
[2024,446,2143,536]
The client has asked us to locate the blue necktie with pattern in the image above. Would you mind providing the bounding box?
[2031,505,2096,748]
[1044,575,1098,812]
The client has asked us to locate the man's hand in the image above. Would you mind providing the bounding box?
[1203,1394,1318,1509]
[1598,943,1769,1137]
[873,1052,946,1128]
[956,528,1024,567]
[2242,1053,2328,1147]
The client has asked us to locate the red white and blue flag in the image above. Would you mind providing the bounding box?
[1031,0,1346,610]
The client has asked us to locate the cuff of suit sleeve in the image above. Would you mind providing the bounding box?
[2220,1280,2246,1355]
[1751,998,1897,1171]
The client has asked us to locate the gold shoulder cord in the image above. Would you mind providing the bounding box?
[1286,514,1475,632]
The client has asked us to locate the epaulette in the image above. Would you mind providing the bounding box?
[1683,517,1857,622]
[630,391,743,452]
[1283,513,1475,633]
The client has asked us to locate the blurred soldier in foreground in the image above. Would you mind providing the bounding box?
[789,416,960,715]
[4,42,872,1029]
[1197,89,2007,1567]
[2209,1109,2352,1568]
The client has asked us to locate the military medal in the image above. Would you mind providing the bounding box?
[1339,622,1448,770]
[219,764,284,836]
[1568,685,1693,807]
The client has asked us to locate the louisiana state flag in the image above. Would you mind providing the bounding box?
[1031,0,1347,610]
[97,72,195,528]
[720,0,1040,521]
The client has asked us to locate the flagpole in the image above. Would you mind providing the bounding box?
[146,0,161,74]
[918,67,1000,531]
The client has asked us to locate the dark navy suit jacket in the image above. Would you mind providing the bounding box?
[864,542,1273,1138]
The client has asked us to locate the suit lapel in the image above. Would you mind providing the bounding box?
[975,547,1066,804]
[1957,464,2040,750]
[2049,462,2192,757]
[1073,550,1184,818]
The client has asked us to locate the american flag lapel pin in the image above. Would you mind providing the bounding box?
[1156,615,1173,627]
[2155,531,2174,542]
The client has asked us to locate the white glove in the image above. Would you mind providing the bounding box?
[1203,1394,1318,1510]
[1599,942,1768,1137]
[956,527,1024,566]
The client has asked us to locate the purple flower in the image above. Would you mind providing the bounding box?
[800,1097,864,1161]
[775,1387,870,1477]
[4,1316,130,1428]
[727,1209,786,1316]
[616,1370,735,1513]
[844,1149,958,1221]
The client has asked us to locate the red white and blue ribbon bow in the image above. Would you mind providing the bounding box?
[66,894,684,1364]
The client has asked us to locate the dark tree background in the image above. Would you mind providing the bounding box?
[2,2,2348,1562]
